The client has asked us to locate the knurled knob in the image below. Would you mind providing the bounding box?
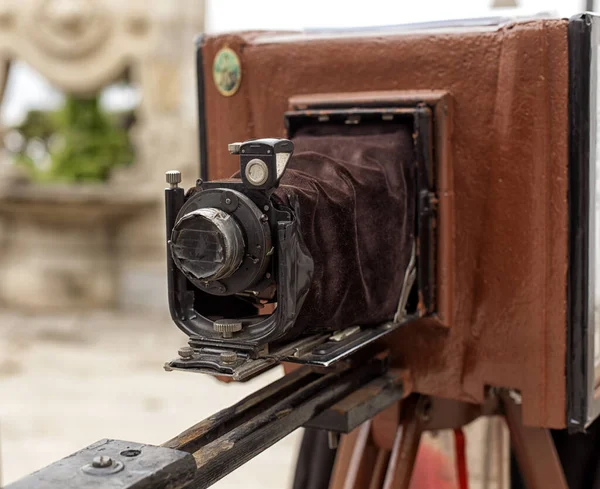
[219,351,238,364]
[178,346,194,359]
[166,170,182,187]
[214,319,242,338]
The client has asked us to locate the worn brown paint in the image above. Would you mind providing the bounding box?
[201,20,569,428]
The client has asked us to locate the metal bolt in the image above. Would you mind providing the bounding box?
[214,319,243,338]
[166,170,182,188]
[219,351,238,364]
[225,198,232,205]
[178,346,194,359]
[263,205,269,211]
[92,456,113,468]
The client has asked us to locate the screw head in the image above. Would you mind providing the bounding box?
[178,346,194,359]
[92,455,113,468]
[219,351,238,364]
[166,170,182,187]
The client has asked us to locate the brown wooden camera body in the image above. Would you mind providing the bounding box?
[199,19,570,428]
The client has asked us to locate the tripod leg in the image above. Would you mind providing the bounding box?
[368,449,392,489]
[329,401,401,489]
[502,392,568,489]
[292,428,338,489]
[329,421,382,489]
[381,402,424,489]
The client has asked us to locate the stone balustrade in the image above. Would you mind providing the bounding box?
[0,0,205,310]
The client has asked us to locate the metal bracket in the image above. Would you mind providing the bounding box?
[6,439,196,489]
[165,318,416,381]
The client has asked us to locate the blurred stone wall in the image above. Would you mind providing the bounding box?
[0,0,205,311]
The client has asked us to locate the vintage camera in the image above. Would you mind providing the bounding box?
[165,107,436,380]
[16,14,600,489]
[166,137,313,348]
[163,13,600,432]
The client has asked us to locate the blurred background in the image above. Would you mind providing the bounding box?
[0,0,590,487]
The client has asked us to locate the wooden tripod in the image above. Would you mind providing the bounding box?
[328,392,569,489]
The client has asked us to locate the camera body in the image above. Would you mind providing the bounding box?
[165,14,600,431]
[166,138,314,361]
[166,100,437,378]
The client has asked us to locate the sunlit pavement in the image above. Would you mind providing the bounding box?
[0,310,300,487]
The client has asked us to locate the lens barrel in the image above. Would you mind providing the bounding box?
[170,207,245,282]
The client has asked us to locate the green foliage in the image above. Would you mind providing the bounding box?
[9,94,134,183]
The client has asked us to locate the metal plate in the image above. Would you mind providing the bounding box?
[283,320,413,367]
[6,439,196,489]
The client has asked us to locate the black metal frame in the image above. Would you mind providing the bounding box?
[567,13,600,431]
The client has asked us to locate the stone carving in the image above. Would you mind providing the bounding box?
[28,0,112,59]
[0,0,205,310]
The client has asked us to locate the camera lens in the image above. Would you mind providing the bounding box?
[171,208,245,282]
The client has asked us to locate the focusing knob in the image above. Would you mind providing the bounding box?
[214,319,243,338]
[171,207,245,282]
[165,170,182,187]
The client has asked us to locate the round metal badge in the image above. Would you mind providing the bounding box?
[213,47,242,97]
